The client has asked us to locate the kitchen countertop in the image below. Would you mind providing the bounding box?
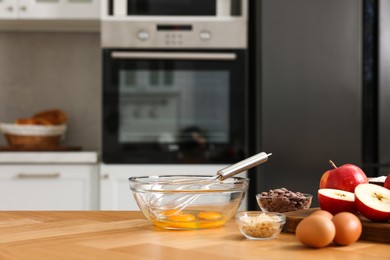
[0,151,98,163]
[0,211,388,259]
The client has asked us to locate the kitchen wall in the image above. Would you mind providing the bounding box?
[0,31,101,152]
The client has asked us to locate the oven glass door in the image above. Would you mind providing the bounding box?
[109,0,216,16]
[103,49,246,164]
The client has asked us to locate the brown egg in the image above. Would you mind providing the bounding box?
[310,210,333,220]
[332,212,362,245]
[295,215,336,248]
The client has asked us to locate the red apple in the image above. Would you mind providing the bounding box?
[320,160,368,192]
[354,183,390,222]
[319,170,330,189]
[318,188,357,215]
[384,174,390,189]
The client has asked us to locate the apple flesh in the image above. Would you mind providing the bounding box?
[354,183,390,222]
[384,174,390,190]
[318,188,357,215]
[320,161,368,192]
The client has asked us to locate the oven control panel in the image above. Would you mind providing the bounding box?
[136,27,212,47]
[101,21,247,49]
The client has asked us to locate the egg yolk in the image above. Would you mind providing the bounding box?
[168,213,196,222]
[159,209,182,217]
[197,211,223,220]
[199,219,226,229]
[154,210,225,229]
[154,220,198,229]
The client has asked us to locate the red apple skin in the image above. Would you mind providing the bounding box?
[318,189,357,215]
[384,174,390,190]
[355,197,390,222]
[319,170,330,189]
[355,184,390,222]
[325,164,368,192]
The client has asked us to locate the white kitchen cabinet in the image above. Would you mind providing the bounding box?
[99,165,145,210]
[0,0,99,20]
[0,152,99,210]
[99,164,248,211]
[0,0,17,18]
[0,164,98,210]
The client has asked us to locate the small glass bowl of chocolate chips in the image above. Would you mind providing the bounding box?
[256,188,312,213]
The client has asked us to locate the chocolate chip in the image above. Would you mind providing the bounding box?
[257,188,311,213]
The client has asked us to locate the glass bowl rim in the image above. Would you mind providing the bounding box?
[255,193,313,199]
[236,211,286,223]
[129,175,249,184]
[129,175,249,192]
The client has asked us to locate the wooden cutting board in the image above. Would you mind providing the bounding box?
[283,208,390,243]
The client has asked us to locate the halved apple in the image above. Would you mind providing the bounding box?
[318,188,357,215]
[384,174,390,189]
[354,183,390,222]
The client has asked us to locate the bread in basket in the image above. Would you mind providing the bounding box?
[0,109,67,148]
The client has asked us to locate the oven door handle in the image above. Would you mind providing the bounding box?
[111,52,237,60]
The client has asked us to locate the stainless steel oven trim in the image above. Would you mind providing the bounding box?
[111,51,237,60]
[103,0,248,20]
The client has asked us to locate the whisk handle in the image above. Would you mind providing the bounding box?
[217,152,271,181]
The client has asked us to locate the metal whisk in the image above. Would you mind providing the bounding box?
[145,152,272,217]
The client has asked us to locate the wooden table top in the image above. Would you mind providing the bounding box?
[0,211,388,260]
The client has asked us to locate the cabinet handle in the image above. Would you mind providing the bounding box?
[101,174,109,179]
[7,6,14,11]
[20,5,27,11]
[111,52,237,61]
[16,173,61,179]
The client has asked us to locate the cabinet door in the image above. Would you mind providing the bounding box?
[18,0,62,19]
[0,164,98,210]
[0,0,18,18]
[61,0,100,19]
[100,169,138,210]
[18,0,99,19]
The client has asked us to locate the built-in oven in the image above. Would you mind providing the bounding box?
[100,0,249,210]
[103,49,246,164]
[101,0,248,165]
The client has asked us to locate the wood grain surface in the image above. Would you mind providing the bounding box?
[283,208,390,243]
[0,211,388,260]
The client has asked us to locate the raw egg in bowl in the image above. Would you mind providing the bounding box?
[129,175,249,230]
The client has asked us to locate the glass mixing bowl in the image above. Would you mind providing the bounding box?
[129,175,249,230]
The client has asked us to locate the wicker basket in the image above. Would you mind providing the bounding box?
[5,134,62,147]
[0,123,66,148]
